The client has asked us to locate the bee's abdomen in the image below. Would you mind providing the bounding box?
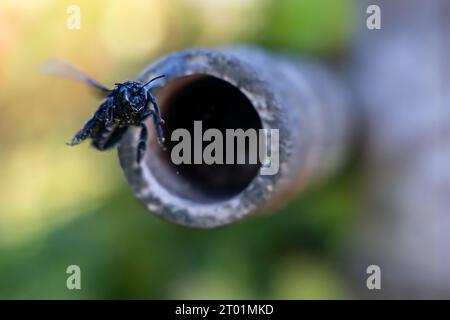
[91,123,128,150]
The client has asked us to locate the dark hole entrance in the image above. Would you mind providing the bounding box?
[154,74,262,202]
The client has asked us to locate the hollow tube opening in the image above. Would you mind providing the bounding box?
[147,74,263,203]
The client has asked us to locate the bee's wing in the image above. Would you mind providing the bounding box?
[40,59,110,95]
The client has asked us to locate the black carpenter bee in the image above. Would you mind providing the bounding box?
[41,59,165,163]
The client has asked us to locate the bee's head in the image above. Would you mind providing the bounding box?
[116,81,147,112]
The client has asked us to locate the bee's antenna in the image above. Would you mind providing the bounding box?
[143,75,166,88]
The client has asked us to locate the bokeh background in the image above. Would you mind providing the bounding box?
[0,0,360,299]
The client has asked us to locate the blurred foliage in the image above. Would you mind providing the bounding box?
[0,0,358,299]
[253,0,355,56]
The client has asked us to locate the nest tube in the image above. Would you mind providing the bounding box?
[118,46,354,228]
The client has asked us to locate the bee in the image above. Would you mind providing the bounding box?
[41,59,165,163]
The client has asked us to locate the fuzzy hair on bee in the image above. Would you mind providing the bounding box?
[40,59,165,163]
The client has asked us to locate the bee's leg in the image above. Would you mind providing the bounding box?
[140,109,154,120]
[137,122,148,163]
[153,114,165,145]
[67,114,100,146]
[148,93,165,144]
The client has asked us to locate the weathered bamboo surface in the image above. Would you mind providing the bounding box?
[118,47,354,228]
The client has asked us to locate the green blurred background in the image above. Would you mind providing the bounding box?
[0,0,358,299]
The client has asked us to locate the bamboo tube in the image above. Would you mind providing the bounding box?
[118,46,355,228]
